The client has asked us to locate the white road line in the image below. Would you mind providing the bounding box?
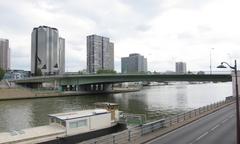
[221,118,229,124]
[195,131,209,141]
[211,124,220,131]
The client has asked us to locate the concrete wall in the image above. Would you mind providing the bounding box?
[90,113,111,130]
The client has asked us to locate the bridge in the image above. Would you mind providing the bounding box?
[11,74,232,92]
[12,74,232,85]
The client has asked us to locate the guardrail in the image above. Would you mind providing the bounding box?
[80,98,235,144]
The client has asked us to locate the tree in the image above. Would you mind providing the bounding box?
[0,68,5,80]
[96,69,117,74]
[36,68,43,76]
[78,71,84,75]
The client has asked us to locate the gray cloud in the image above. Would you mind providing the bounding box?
[119,0,162,17]
[197,25,212,33]
[173,0,212,9]
[1,0,240,72]
[136,24,151,32]
[177,32,194,40]
[0,5,30,34]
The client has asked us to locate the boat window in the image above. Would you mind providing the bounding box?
[78,119,87,127]
[69,119,87,128]
[50,117,55,123]
[61,121,66,127]
[69,121,78,128]
[56,119,61,124]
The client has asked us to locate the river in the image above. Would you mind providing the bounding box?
[0,82,232,132]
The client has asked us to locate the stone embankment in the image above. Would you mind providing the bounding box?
[0,86,141,101]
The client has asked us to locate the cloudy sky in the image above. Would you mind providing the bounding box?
[0,0,240,72]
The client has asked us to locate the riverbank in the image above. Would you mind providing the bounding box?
[0,87,141,101]
[80,98,235,144]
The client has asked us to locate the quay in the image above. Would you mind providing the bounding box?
[0,87,140,101]
[79,97,235,144]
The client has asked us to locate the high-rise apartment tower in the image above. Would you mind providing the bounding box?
[0,38,10,71]
[87,34,114,73]
[31,26,65,75]
[175,62,187,74]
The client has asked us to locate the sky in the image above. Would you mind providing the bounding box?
[0,0,240,72]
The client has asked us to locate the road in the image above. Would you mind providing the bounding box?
[147,103,236,144]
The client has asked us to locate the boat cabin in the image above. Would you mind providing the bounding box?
[48,109,112,136]
[48,103,120,136]
[95,102,120,122]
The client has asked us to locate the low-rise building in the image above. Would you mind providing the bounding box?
[3,70,30,80]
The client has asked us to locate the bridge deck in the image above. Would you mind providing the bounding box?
[12,74,232,85]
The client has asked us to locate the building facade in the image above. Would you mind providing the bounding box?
[59,37,65,74]
[175,62,187,74]
[87,34,114,73]
[31,26,65,76]
[121,53,147,73]
[4,70,30,80]
[0,38,10,71]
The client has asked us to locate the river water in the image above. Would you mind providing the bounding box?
[0,82,232,132]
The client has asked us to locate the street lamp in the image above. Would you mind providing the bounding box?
[217,60,240,144]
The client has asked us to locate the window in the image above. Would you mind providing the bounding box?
[78,119,87,127]
[56,119,61,124]
[61,121,66,127]
[50,118,55,123]
[69,119,87,129]
[69,121,78,128]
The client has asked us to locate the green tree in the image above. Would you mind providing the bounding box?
[36,68,43,76]
[0,68,5,80]
[96,69,117,74]
[78,71,84,75]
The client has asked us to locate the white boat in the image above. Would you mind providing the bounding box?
[49,102,120,136]
[0,102,121,144]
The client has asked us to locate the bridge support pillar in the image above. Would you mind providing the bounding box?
[103,84,113,91]
[67,84,113,92]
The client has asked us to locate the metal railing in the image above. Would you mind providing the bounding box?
[80,98,235,144]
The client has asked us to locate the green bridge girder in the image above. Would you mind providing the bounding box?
[12,74,232,86]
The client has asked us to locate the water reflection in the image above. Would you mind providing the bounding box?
[175,84,188,110]
[0,100,32,131]
[0,82,232,132]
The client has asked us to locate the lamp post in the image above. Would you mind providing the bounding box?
[217,60,239,144]
[210,48,214,74]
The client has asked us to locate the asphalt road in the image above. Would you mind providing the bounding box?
[147,103,236,144]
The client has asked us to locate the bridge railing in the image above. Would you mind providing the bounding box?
[80,97,235,144]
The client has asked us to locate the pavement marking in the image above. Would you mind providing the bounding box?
[210,124,220,131]
[221,118,229,124]
[195,132,209,141]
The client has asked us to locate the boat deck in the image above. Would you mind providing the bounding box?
[0,125,65,144]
